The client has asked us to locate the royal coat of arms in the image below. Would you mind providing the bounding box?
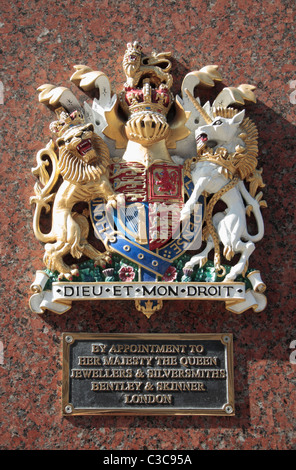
[29,42,267,318]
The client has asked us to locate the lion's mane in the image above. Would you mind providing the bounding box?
[58,134,110,184]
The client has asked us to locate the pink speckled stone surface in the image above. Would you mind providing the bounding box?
[0,0,295,450]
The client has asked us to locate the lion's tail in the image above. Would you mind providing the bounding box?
[31,199,56,243]
[30,141,59,244]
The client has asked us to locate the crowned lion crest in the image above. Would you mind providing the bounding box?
[29,41,267,318]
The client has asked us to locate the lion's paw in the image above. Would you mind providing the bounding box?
[106,193,125,209]
[58,272,73,281]
[70,264,80,277]
[94,253,112,268]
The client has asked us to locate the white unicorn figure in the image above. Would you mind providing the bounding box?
[181,89,266,282]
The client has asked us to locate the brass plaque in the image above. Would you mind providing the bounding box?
[62,333,234,416]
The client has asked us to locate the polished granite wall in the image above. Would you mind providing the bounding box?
[0,0,295,450]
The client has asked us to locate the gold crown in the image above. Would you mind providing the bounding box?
[49,107,85,136]
[126,40,142,56]
[198,148,239,178]
[119,79,173,118]
[197,142,258,180]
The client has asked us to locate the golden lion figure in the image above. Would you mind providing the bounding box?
[31,115,120,280]
[122,41,172,89]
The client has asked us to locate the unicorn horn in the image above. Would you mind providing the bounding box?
[185,88,213,124]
